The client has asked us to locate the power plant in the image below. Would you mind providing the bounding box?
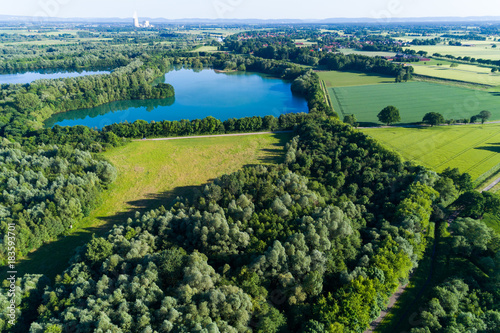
[133,11,151,28]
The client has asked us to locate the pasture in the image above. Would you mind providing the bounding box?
[404,43,500,61]
[328,81,500,123]
[362,124,500,179]
[14,133,291,280]
[339,48,397,58]
[191,45,220,52]
[317,70,395,87]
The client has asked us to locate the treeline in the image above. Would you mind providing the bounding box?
[432,53,500,68]
[6,118,468,332]
[23,113,310,151]
[0,141,117,265]
[0,59,174,139]
[102,113,310,139]
[411,37,442,45]
[224,33,409,79]
[319,52,412,78]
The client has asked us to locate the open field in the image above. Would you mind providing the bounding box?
[329,81,500,123]
[293,39,317,46]
[12,133,291,280]
[412,62,500,86]
[404,43,500,60]
[191,45,220,52]
[362,124,500,179]
[339,48,397,58]
[317,70,395,87]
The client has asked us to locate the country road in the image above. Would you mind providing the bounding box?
[133,130,293,141]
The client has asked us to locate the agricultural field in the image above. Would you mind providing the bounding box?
[404,42,500,60]
[362,124,500,179]
[411,62,500,85]
[293,38,317,46]
[329,81,500,123]
[13,133,291,280]
[190,45,220,52]
[317,70,395,87]
[339,48,398,58]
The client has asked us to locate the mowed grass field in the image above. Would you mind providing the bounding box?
[404,43,500,61]
[317,70,395,87]
[338,48,397,58]
[329,81,500,123]
[13,133,291,280]
[362,124,500,179]
[191,45,220,52]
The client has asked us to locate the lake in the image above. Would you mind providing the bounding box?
[0,69,111,85]
[44,68,308,129]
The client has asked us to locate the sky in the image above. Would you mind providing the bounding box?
[3,0,500,20]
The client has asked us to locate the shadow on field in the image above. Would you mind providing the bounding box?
[97,184,208,227]
[255,132,293,164]
[475,143,500,153]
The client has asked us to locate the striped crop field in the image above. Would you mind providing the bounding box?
[329,81,500,124]
[362,124,500,179]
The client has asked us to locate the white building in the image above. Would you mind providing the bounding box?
[133,11,140,28]
[133,12,152,28]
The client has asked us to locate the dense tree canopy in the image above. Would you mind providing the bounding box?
[0,118,456,332]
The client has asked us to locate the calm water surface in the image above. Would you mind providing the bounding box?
[0,69,111,85]
[44,68,308,129]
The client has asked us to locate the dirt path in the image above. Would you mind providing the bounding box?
[134,131,293,141]
[363,283,409,333]
[480,175,500,192]
[365,207,465,333]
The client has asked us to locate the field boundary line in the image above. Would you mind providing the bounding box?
[320,80,335,114]
[330,87,347,118]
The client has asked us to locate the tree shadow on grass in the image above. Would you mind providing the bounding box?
[255,132,293,164]
[475,144,500,153]
[9,183,210,282]
[96,184,209,228]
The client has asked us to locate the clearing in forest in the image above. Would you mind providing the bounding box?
[14,133,291,280]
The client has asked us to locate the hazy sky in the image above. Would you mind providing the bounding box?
[4,0,500,19]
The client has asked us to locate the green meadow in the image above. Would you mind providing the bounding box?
[317,70,395,87]
[362,124,500,179]
[12,133,290,280]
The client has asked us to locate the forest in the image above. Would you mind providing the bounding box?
[0,23,498,333]
[3,117,491,332]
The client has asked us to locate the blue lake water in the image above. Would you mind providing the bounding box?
[44,68,308,129]
[0,69,111,85]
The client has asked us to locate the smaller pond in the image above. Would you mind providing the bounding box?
[0,69,111,85]
[44,68,309,129]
